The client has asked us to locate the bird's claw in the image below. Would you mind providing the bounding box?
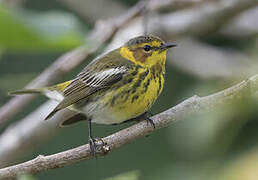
[144,111,155,129]
[89,137,107,157]
[145,116,155,129]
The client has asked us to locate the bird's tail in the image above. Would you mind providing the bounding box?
[8,80,73,101]
[8,88,46,95]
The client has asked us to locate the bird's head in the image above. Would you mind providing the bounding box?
[120,35,176,67]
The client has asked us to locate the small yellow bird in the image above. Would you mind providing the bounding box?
[10,35,176,153]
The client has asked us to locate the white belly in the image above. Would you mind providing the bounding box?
[81,102,125,124]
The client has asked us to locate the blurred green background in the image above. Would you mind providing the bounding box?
[0,0,258,180]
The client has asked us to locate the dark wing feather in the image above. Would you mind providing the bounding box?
[45,49,132,120]
[59,73,123,110]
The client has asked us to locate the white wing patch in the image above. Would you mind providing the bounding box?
[81,67,127,87]
[45,90,64,102]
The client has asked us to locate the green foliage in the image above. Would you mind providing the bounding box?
[102,171,140,180]
[17,174,37,180]
[0,4,85,52]
[0,48,3,60]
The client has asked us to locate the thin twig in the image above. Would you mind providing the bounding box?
[1,74,258,179]
[106,0,257,51]
[142,0,149,35]
[151,0,258,38]
[57,0,126,24]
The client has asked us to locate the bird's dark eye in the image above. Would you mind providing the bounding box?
[143,45,151,52]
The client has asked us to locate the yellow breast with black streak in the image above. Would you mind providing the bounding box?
[99,42,166,122]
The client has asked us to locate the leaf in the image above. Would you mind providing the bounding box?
[0,4,85,52]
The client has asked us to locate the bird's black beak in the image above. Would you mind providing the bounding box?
[160,42,177,50]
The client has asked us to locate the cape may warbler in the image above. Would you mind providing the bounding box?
[10,35,176,153]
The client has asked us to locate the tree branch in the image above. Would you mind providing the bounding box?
[106,0,257,51]
[1,74,258,179]
[57,0,127,23]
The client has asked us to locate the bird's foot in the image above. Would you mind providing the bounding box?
[145,116,155,129]
[144,112,155,129]
[89,137,109,157]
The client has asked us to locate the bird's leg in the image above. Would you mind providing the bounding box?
[88,119,95,156]
[143,111,155,129]
[88,119,105,157]
[88,119,98,157]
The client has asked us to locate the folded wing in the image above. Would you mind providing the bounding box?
[45,65,128,120]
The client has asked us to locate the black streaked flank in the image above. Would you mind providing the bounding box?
[127,78,133,83]
[131,95,139,103]
[157,75,163,97]
[141,78,151,94]
[119,89,131,104]
[131,69,149,94]
[131,71,138,76]
[131,65,141,76]
[123,77,133,84]
[110,94,120,107]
